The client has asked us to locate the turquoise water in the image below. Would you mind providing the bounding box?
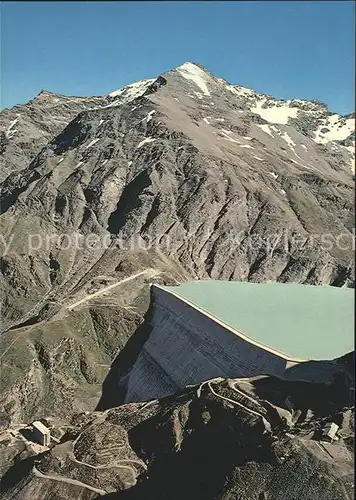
[162,281,354,360]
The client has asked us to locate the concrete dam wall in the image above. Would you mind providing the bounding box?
[121,285,290,403]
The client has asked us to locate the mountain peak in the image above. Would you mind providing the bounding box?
[36,89,57,98]
[176,61,207,71]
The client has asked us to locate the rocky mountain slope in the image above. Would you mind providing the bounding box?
[0,62,354,428]
[0,360,354,499]
[0,91,109,182]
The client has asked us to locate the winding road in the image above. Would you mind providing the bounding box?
[67,268,160,310]
[1,268,159,359]
[33,466,107,495]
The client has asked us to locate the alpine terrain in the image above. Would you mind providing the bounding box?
[0,62,354,499]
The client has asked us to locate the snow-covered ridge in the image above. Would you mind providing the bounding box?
[107,78,156,105]
[222,79,354,155]
[176,62,211,96]
[196,66,353,149]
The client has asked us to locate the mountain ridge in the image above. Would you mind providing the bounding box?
[1,62,353,187]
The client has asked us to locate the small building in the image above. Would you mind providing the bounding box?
[322,422,339,442]
[31,421,50,446]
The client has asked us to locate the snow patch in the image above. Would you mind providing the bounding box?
[251,101,299,124]
[279,131,307,163]
[203,117,211,125]
[146,110,156,123]
[280,189,287,195]
[57,158,64,165]
[137,137,156,149]
[257,124,274,138]
[102,159,108,166]
[343,146,355,173]
[7,129,18,139]
[128,161,133,167]
[177,62,210,96]
[269,172,278,179]
[7,119,18,132]
[301,144,308,150]
[280,131,296,148]
[314,115,354,144]
[254,156,264,161]
[98,120,104,126]
[220,129,252,147]
[290,159,313,171]
[6,118,19,138]
[85,138,100,150]
[220,130,240,144]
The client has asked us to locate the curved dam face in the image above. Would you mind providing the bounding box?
[120,282,354,404]
[119,285,290,403]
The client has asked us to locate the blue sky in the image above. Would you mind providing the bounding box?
[2,1,355,114]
